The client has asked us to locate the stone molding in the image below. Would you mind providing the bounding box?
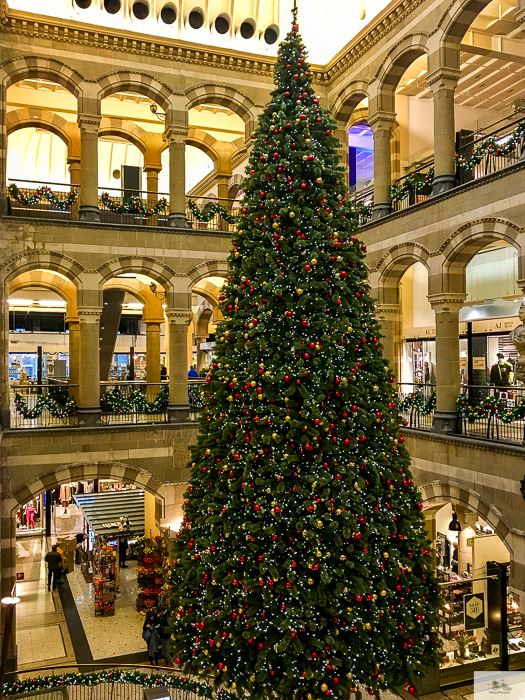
[427,293,467,312]
[425,67,461,90]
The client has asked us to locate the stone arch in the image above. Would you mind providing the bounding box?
[418,480,513,553]
[331,81,369,126]
[1,56,84,98]
[187,260,229,287]
[12,461,164,510]
[97,72,172,112]
[376,244,430,305]
[195,305,213,337]
[104,277,164,321]
[97,257,176,291]
[440,0,494,46]
[6,109,75,152]
[9,271,78,318]
[99,118,149,155]
[185,84,257,129]
[0,250,85,287]
[376,37,429,113]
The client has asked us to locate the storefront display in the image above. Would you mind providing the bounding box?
[9,351,69,383]
[16,496,43,534]
[136,535,168,611]
[92,537,118,616]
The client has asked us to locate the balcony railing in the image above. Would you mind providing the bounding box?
[10,383,79,429]
[397,382,436,430]
[6,179,80,220]
[98,187,170,227]
[186,195,242,232]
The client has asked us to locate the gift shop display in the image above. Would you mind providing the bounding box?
[92,537,118,616]
[136,535,168,611]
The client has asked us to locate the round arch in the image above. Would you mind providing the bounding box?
[441,219,521,278]
[97,257,176,291]
[99,118,149,155]
[418,480,513,554]
[375,37,429,113]
[195,306,213,337]
[185,84,257,126]
[331,81,369,126]
[12,461,165,510]
[375,244,430,305]
[1,56,84,98]
[6,109,74,152]
[440,0,494,46]
[9,271,78,317]
[160,127,220,167]
[97,72,172,112]
[0,250,85,287]
[187,260,229,288]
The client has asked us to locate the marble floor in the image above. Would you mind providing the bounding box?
[15,537,76,671]
[68,560,146,660]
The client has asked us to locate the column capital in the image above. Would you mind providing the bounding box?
[166,309,192,325]
[66,316,80,324]
[426,68,461,92]
[143,164,163,174]
[164,125,188,144]
[427,293,466,313]
[78,306,103,320]
[78,114,101,133]
[375,303,401,319]
[367,111,397,130]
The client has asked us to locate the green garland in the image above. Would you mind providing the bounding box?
[8,183,78,211]
[100,192,168,216]
[14,393,77,419]
[101,385,169,414]
[397,391,436,415]
[350,200,374,219]
[2,669,237,700]
[390,120,525,202]
[187,199,237,225]
[188,382,205,409]
[456,392,525,424]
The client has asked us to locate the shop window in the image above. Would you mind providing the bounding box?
[348,124,373,192]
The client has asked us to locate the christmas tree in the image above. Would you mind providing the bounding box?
[167,12,440,700]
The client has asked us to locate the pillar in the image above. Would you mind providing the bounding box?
[196,337,207,372]
[78,115,101,222]
[0,83,8,216]
[0,284,9,429]
[67,317,80,400]
[375,304,401,380]
[165,124,189,228]
[217,173,230,231]
[146,321,161,386]
[335,120,350,190]
[427,69,460,196]
[369,111,396,220]
[166,309,191,421]
[428,294,466,433]
[144,165,161,199]
[68,157,81,220]
[77,307,102,425]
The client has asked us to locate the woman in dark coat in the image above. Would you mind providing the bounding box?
[143,610,160,665]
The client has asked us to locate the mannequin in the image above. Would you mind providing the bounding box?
[60,484,71,514]
[489,352,514,387]
[26,501,36,528]
[510,303,525,383]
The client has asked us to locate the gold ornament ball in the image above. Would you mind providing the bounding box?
[383,552,390,559]
[316,520,323,528]
[311,258,317,264]
[321,684,328,692]
[365,623,372,630]
[232,683,236,689]
[307,578,314,585]
[380,590,387,596]
[289,212,296,218]
[204,650,209,655]
[297,288,303,295]
[250,676,256,683]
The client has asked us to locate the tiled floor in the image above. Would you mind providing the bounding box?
[68,560,145,660]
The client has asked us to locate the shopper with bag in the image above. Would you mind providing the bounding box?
[157,608,175,666]
[143,610,160,665]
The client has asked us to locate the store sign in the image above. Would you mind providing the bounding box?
[101,521,121,529]
[200,342,215,350]
[464,592,486,630]
[16,572,24,581]
[473,357,486,370]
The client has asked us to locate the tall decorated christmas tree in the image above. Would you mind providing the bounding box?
[167,11,440,700]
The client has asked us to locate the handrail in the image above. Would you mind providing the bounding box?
[99,185,169,198]
[7,178,80,189]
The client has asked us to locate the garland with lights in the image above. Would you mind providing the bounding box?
[456,392,525,424]
[188,383,205,409]
[166,12,440,700]
[389,169,434,202]
[100,192,168,216]
[2,670,237,699]
[397,391,436,416]
[187,200,237,225]
[350,200,374,220]
[14,393,77,419]
[8,183,78,211]
[100,385,169,414]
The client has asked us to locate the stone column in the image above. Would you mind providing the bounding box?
[0,283,10,430]
[78,115,101,222]
[427,69,460,196]
[67,317,80,400]
[369,111,396,220]
[217,173,230,231]
[375,304,401,380]
[428,294,466,433]
[68,157,81,220]
[77,307,102,425]
[165,124,189,228]
[145,321,161,386]
[166,309,191,421]
[0,83,8,216]
[144,165,161,199]
[335,120,350,190]
[195,337,207,373]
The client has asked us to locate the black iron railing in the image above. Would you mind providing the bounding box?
[10,383,79,429]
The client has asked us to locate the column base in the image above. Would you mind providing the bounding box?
[79,205,100,222]
[167,404,191,422]
[0,408,11,431]
[431,174,455,197]
[370,202,391,221]
[0,193,8,216]
[432,410,459,434]
[168,212,190,229]
[77,408,103,426]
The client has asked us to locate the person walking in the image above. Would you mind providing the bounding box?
[55,544,65,585]
[143,610,160,665]
[157,608,175,666]
[45,544,62,591]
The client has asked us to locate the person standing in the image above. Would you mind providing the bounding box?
[45,544,62,591]
[143,610,160,665]
[55,544,65,584]
[160,365,167,381]
[157,608,175,666]
[119,536,128,568]
[188,365,198,378]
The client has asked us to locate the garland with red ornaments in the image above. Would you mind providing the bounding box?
[8,183,78,211]
[100,192,168,216]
